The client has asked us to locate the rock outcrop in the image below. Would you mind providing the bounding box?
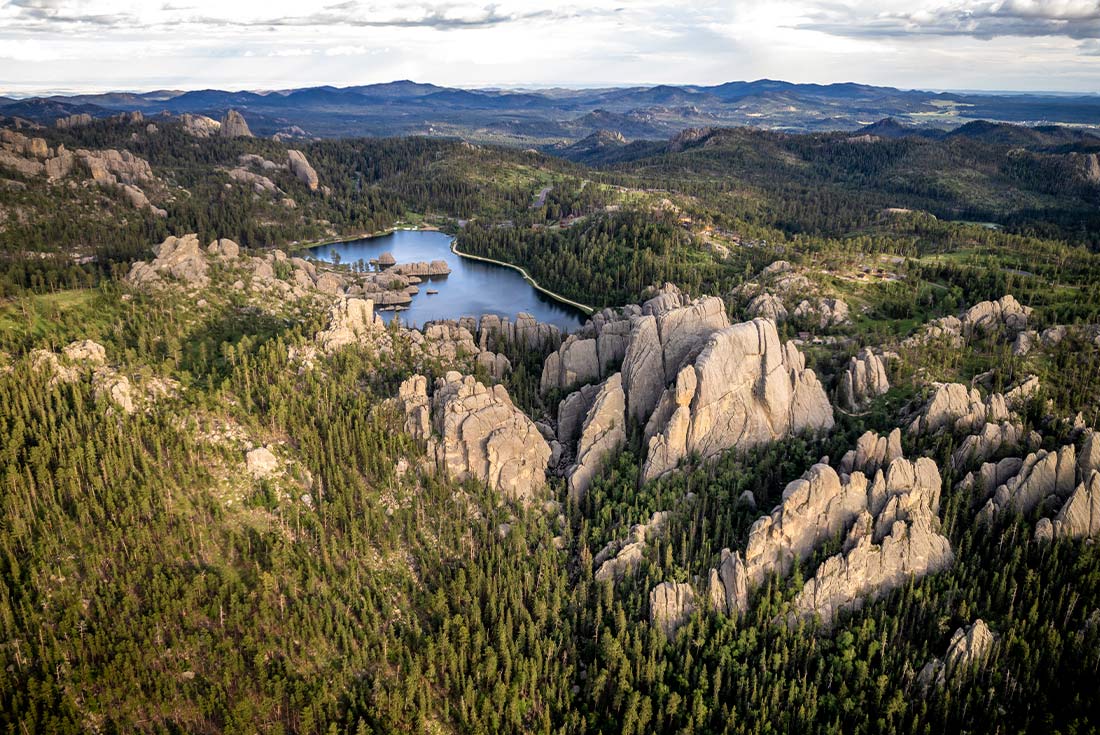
[566,373,627,502]
[641,282,687,316]
[1049,471,1100,539]
[56,113,93,129]
[399,372,550,502]
[707,548,749,615]
[541,335,600,393]
[316,297,380,353]
[837,348,890,411]
[978,444,1077,520]
[903,295,1033,351]
[476,312,560,352]
[207,238,240,259]
[594,510,669,582]
[703,433,951,627]
[179,114,221,137]
[30,340,175,413]
[76,148,154,186]
[838,429,903,478]
[74,148,164,215]
[918,620,996,689]
[642,318,833,482]
[962,295,1031,337]
[228,167,277,193]
[792,512,953,627]
[746,454,942,591]
[655,296,729,381]
[219,110,253,138]
[951,421,1024,471]
[391,260,450,277]
[908,383,1012,436]
[746,293,788,322]
[621,315,664,423]
[557,383,601,447]
[649,581,695,637]
[793,297,850,328]
[127,234,209,287]
[287,150,319,191]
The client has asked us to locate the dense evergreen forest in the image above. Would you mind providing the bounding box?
[1,115,1099,733]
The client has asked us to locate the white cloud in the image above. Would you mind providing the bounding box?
[0,0,1097,93]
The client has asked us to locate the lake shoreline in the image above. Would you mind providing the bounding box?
[448,241,595,316]
[290,223,443,254]
[303,227,592,327]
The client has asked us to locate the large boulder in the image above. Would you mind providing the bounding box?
[287,150,319,191]
[641,319,833,483]
[566,373,627,502]
[245,447,279,478]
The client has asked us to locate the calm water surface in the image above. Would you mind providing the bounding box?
[307,229,586,331]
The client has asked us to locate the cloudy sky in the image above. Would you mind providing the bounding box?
[1,0,1099,95]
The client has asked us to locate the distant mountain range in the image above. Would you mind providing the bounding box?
[3,79,1099,145]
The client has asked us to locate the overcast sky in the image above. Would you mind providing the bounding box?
[2,0,1099,95]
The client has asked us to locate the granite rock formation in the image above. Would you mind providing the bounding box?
[399,372,551,502]
[594,510,669,582]
[219,110,253,138]
[287,150,319,191]
[837,348,890,411]
[566,373,627,502]
[317,298,380,353]
[641,318,833,482]
[649,581,696,637]
[746,293,788,322]
[127,234,209,287]
[918,620,996,689]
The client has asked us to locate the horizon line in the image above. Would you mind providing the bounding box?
[4,77,1100,100]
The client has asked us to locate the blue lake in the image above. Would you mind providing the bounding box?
[307,229,587,331]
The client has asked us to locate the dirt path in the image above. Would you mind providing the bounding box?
[531,185,552,208]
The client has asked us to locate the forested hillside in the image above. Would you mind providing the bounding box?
[2,115,1099,734]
